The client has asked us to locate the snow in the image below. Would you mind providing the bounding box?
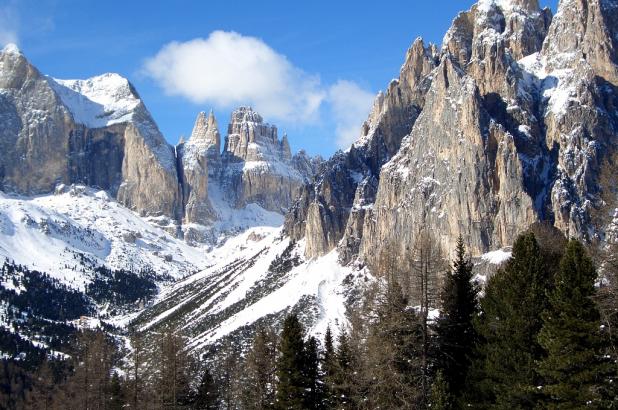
[139,227,367,351]
[187,245,358,350]
[518,52,580,118]
[1,43,21,55]
[477,0,518,13]
[241,160,303,180]
[203,181,284,241]
[46,73,141,128]
[0,186,207,290]
[481,249,512,265]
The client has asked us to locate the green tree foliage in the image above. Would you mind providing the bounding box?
[469,232,553,408]
[434,236,479,403]
[538,240,615,408]
[321,326,337,409]
[276,314,308,410]
[192,367,219,410]
[303,336,323,409]
[430,370,452,410]
[241,326,278,409]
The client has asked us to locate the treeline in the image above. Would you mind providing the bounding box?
[0,260,93,322]
[3,227,617,409]
[85,266,158,310]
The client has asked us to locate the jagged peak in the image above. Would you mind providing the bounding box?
[46,72,143,129]
[1,43,21,56]
[541,0,618,83]
[476,0,541,14]
[189,110,220,147]
[230,106,264,125]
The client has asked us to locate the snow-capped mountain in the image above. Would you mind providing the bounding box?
[1,0,617,362]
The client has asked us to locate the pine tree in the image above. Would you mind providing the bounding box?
[155,329,193,409]
[363,280,424,409]
[430,370,452,410]
[468,232,553,408]
[538,240,614,408]
[321,326,337,409]
[276,314,307,410]
[332,329,354,409]
[242,326,278,409]
[192,367,219,410]
[302,336,323,409]
[434,236,478,403]
[108,372,125,410]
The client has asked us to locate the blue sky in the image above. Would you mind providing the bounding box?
[1,0,558,157]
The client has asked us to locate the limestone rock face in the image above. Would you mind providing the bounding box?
[177,112,218,225]
[220,107,311,212]
[0,45,182,219]
[285,37,439,259]
[286,0,618,271]
[188,110,221,178]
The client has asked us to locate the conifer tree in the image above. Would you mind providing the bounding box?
[276,314,307,410]
[321,326,337,409]
[538,240,614,408]
[155,329,193,409]
[242,326,278,409]
[468,232,552,408]
[108,372,125,410]
[363,281,424,409]
[434,236,478,402]
[302,336,323,409]
[193,367,219,410]
[430,370,452,410]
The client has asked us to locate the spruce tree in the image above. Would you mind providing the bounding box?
[302,336,323,409]
[107,372,125,410]
[276,314,307,410]
[468,232,552,408]
[538,240,614,408]
[332,330,354,409]
[321,326,337,409]
[430,370,452,410]
[242,326,278,409]
[193,368,219,409]
[434,236,478,402]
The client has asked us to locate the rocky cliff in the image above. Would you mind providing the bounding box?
[219,107,316,213]
[0,45,183,220]
[285,0,618,273]
[0,48,320,244]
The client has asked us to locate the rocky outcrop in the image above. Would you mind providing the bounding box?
[177,111,218,225]
[0,45,182,219]
[219,107,312,212]
[287,0,618,273]
[284,37,439,259]
[0,48,321,242]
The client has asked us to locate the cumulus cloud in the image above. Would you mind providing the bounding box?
[143,31,325,123]
[328,80,375,148]
[144,31,375,148]
[0,4,19,47]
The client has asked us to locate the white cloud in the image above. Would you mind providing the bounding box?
[143,31,325,123]
[327,80,375,148]
[0,4,19,47]
[144,31,375,149]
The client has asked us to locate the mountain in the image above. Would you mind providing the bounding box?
[0,45,319,245]
[1,0,617,364]
[177,107,322,244]
[286,0,618,277]
[0,45,182,220]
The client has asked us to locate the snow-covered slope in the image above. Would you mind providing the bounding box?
[47,73,141,129]
[0,185,207,290]
[134,227,371,351]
